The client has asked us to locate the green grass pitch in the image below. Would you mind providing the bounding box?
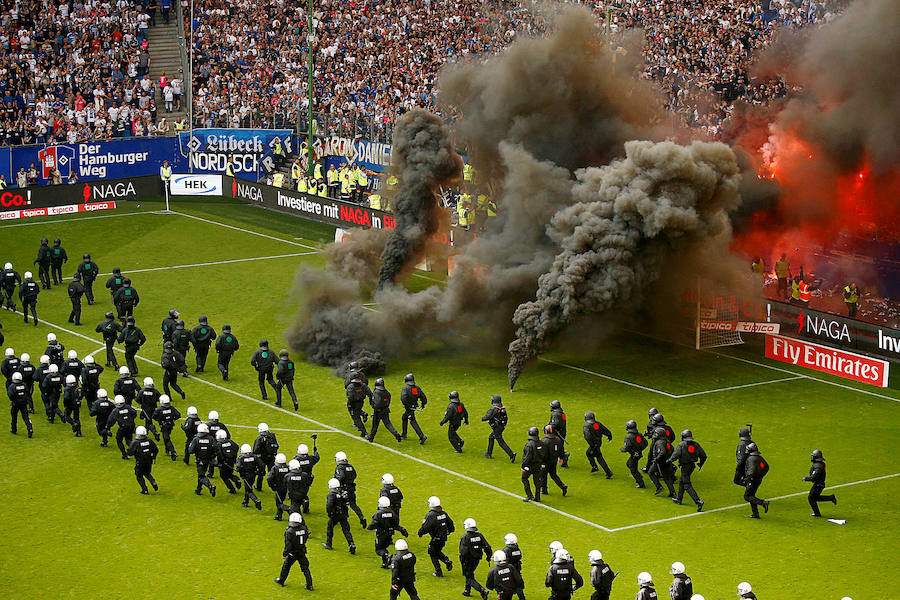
[0,198,897,599]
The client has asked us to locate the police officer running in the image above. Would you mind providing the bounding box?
[379,473,404,523]
[161,341,188,400]
[89,388,114,446]
[621,420,648,488]
[668,430,707,511]
[127,426,159,494]
[334,451,367,526]
[62,374,82,436]
[191,315,216,373]
[743,442,770,518]
[160,309,179,345]
[274,512,314,590]
[549,400,570,467]
[67,273,84,325]
[323,477,356,553]
[34,237,52,289]
[804,449,837,517]
[268,454,292,521]
[368,378,402,443]
[253,422,280,490]
[669,562,693,600]
[152,394,181,460]
[459,518,492,600]
[583,412,613,477]
[521,426,545,502]
[482,394,516,461]
[588,550,616,600]
[19,271,40,325]
[542,424,567,496]
[390,539,420,600]
[181,406,200,464]
[105,267,125,300]
[251,339,278,401]
[486,550,525,600]
[368,495,409,569]
[417,495,455,577]
[293,439,320,513]
[76,253,99,304]
[400,373,427,444]
[285,459,314,516]
[439,391,468,452]
[118,316,146,376]
[96,312,122,368]
[172,320,192,360]
[49,238,68,286]
[546,548,583,600]
[112,278,139,320]
[275,349,298,409]
[215,324,239,380]
[107,394,138,459]
[1,262,21,310]
[237,444,264,510]
[8,371,33,437]
[189,422,217,497]
[345,377,371,437]
[18,353,37,414]
[40,363,64,423]
[136,377,161,441]
[113,365,139,406]
[734,426,753,485]
[647,427,677,498]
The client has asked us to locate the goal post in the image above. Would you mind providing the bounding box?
[695,277,745,350]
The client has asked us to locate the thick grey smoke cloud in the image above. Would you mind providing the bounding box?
[506,140,742,387]
[377,109,462,288]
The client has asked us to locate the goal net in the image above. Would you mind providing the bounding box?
[695,279,745,349]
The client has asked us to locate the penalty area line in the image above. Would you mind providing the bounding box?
[19,311,614,533]
[0,210,166,229]
[608,472,900,532]
[537,357,679,398]
[95,251,317,277]
[225,423,334,434]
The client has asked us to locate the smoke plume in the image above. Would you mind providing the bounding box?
[377,109,462,288]
[507,141,742,388]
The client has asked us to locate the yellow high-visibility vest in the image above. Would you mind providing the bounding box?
[174,120,185,131]
[313,164,322,181]
[358,171,368,187]
[387,175,398,189]
[272,172,284,188]
[273,138,283,156]
[327,169,338,184]
[844,285,858,304]
[369,194,381,210]
[225,162,235,177]
[457,203,469,227]
[340,178,350,195]
[160,166,172,180]
[463,164,473,181]
[298,179,307,193]
[291,163,302,180]
[487,200,497,217]
[318,182,328,197]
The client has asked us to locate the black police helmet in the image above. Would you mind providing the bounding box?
[176,320,184,327]
[126,316,136,325]
[123,278,131,285]
[83,253,90,259]
[259,339,269,347]
[449,390,460,401]
[222,324,231,332]
[349,361,359,369]
[625,419,637,430]
[168,309,178,318]
[279,349,289,358]
[648,407,658,417]
[113,267,121,274]
[198,315,207,323]
[404,373,415,383]
[681,429,692,440]
[491,394,502,405]
[53,238,61,245]
[164,341,174,349]
[72,272,81,280]
[653,413,665,424]
[811,449,823,460]
[375,378,385,387]
[653,427,667,438]
[738,427,751,438]
[41,237,48,245]
[528,426,540,438]
[584,411,595,421]
[549,400,561,410]
[105,311,114,319]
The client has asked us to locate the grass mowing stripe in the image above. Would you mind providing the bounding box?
[608,472,900,532]
[225,424,335,434]
[95,251,317,276]
[0,210,164,229]
[537,356,679,398]
[15,309,616,533]
[672,376,805,398]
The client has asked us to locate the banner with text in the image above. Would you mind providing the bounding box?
[765,334,890,387]
[169,173,224,196]
[318,136,392,173]
[178,129,293,177]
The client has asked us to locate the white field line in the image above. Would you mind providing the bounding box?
[95,252,317,277]
[672,376,805,398]
[707,350,900,403]
[84,345,108,359]
[225,423,333,434]
[537,357,679,398]
[607,472,900,532]
[0,210,165,229]
[17,311,612,533]
[169,210,320,251]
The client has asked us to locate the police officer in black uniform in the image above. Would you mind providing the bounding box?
[45,334,65,369]
[191,315,216,373]
[76,253,99,304]
[107,395,138,459]
[136,377,161,440]
[90,388,114,446]
[417,495,455,576]
[368,378,402,443]
[549,400,569,467]
[668,562,693,600]
[439,391,468,452]
[344,360,368,387]
[40,364,65,423]
[621,420,648,488]
[67,273,84,325]
[80,355,103,407]
[8,372,33,437]
[542,424,567,496]
[647,427,676,497]
[152,395,181,460]
[275,349,298,409]
[501,533,523,580]
[181,406,200,464]
[345,377,371,437]
[482,394,515,461]
[252,422,279,489]
[734,426,753,485]
[379,473,404,523]
[19,271,40,325]
[127,426,159,494]
[251,339,278,401]
[33,237,52,289]
[95,312,121,368]
[160,309,179,344]
[804,449,836,517]
[459,517,492,600]
[188,422,217,496]
[161,341,188,400]
[588,550,616,600]
[172,320,192,360]
[643,408,659,472]
[293,439,320,512]
[2,348,20,388]
[215,324,239,380]
[237,443,264,509]
[1,262,21,310]
[118,317,146,376]
[368,496,409,569]
[521,426,545,502]
[113,366,139,406]
[546,549,583,600]
[49,238,68,286]
[17,353,36,414]
[323,476,356,552]
[105,267,125,301]
[487,550,525,600]
[274,512,314,590]
[112,278,139,320]
[743,442,770,519]
[63,350,84,381]
[652,413,675,444]
[668,430,707,511]
[62,374,82,436]
[268,454,292,521]
[400,373,427,444]
[334,451,367,526]
[390,539,419,600]
[583,412,613,478]
[285,459,314,516]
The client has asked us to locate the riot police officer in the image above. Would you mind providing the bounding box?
[172,320,192,358]
[113,365,139,406]
[668,562,693,600]
[112,278,139,320]
[368,495,409,569]
[7,371,33,437]
[89,388,114,446]
[76,253,99,304]
[118,317,146,376]
[521,426,545,502]
[487,550,524,600]
[40,363,64,423]
[542,424,567,496]
[19,271,40,325]
[668,430,707,511]
[458,518,492,600]
[161,341,188,400]
[390,539,419,600]
[95,312,122,368]
[188,422,217,496]
[253,422,280,490]
[647,427,676,497]
[160,309,180,344]
[2,347,20,388]
[80,354,103,406]
[323,477,356,552]
[267,454,292,521]
[501,533,523,579]
[737,582,756,599]
[743,442,770,519]
[181,405,200,464]
[417,495,455,577]
[274,512,314,590]
[345,377,371,438]
[482,394,515,461]
[583,412,613,477]
[275,349,298,409]
[136,377,162,440]
[127,426,159,494]
[49,238,67,286]
[643,408,659,472]
[545,549,583,600]
[285,459,314,517]
[293,439,321,512]
[0,262,21,310]
[804,449,836,517]
[191,315,216,373]
[67,273,84,325]
[152,395,181,460]
[62,374,82,436]
[237,444,264,509]
[334,451,367,526]
[734,427,753,485]
[62,350,84,381]
[45,333,65,369]
[379,473,404,523]
[105,267,125,300]
[107,394,137,459]
[344,360,368,387]
[251,339,278,401]
[635,572,656,600]
[214,324,239,380]
[439,391,468,452]
[549,400,569,467]
[588,550,616,600]
[33,237,52,289]
[368,378,402,443]
[17,353,36,413]
[400,373,427,444]
[621,420,648,488]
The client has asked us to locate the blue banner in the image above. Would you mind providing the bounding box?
[316,136,392,173]
[177,128,293,177]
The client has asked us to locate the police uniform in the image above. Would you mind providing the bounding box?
[345,378,371,438]
[459,527,492,598]
[275,351,298,409]
[19,275,40,324]
[285,467,313,516]
[368,380,402,443]
[804,451,836,517]
[734,428,753,485]
[647,428,676,497]
[668,432,707,510]
[113,370,139,407]
[112,280,140,320]
[400,377,427,443]
[80,361,104,407]
[483,395,516,461]
[669,573,693,600]
[390,547,419,600]
[636,582,658,600]
[439,394,468,452]
[1,265,21,310]
[90,394,114,446]
[188,430,217,495]
[40,368,64,423]
[107,402,138,459]
[2,353,20,388]
[152,402,181,459]
[214,325,239,380]
[236,449,263,509]
[620,422,648,488]
[8,377,34,437]
[250,342,278,400]
[293,447,321,509]
[126,434,159,493]
[546,559,584,600]
[368,504,409,568]
[589,559,616,600]
[324,486,356,550]
[45,340,65,370]
[267,461,292,521]
[76,254,99,304]
[549,401,570,467]
[417,504,455,576]
[67,274,85,325]
[161,342,187,399]
[380,482,404,523]
[160,311,179,345]
[743,446,770,518]
[181,412,200,464]
[275,519,314,590]
[34,239,52,289]
[541,425,567,495]
[172,321,192,359]
[487,560,525,600]
[521,429,545,502]
[17,359,37,413]
[190,317,216,373]
[335,459,366,525]
[118,318,146,376]
[136,385,161,440]
[253,429,280,490]
[63,379,83,436]
[105,268,125,300]
[584,414,613,477]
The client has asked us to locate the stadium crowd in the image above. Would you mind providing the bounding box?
[0,0,181,147]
